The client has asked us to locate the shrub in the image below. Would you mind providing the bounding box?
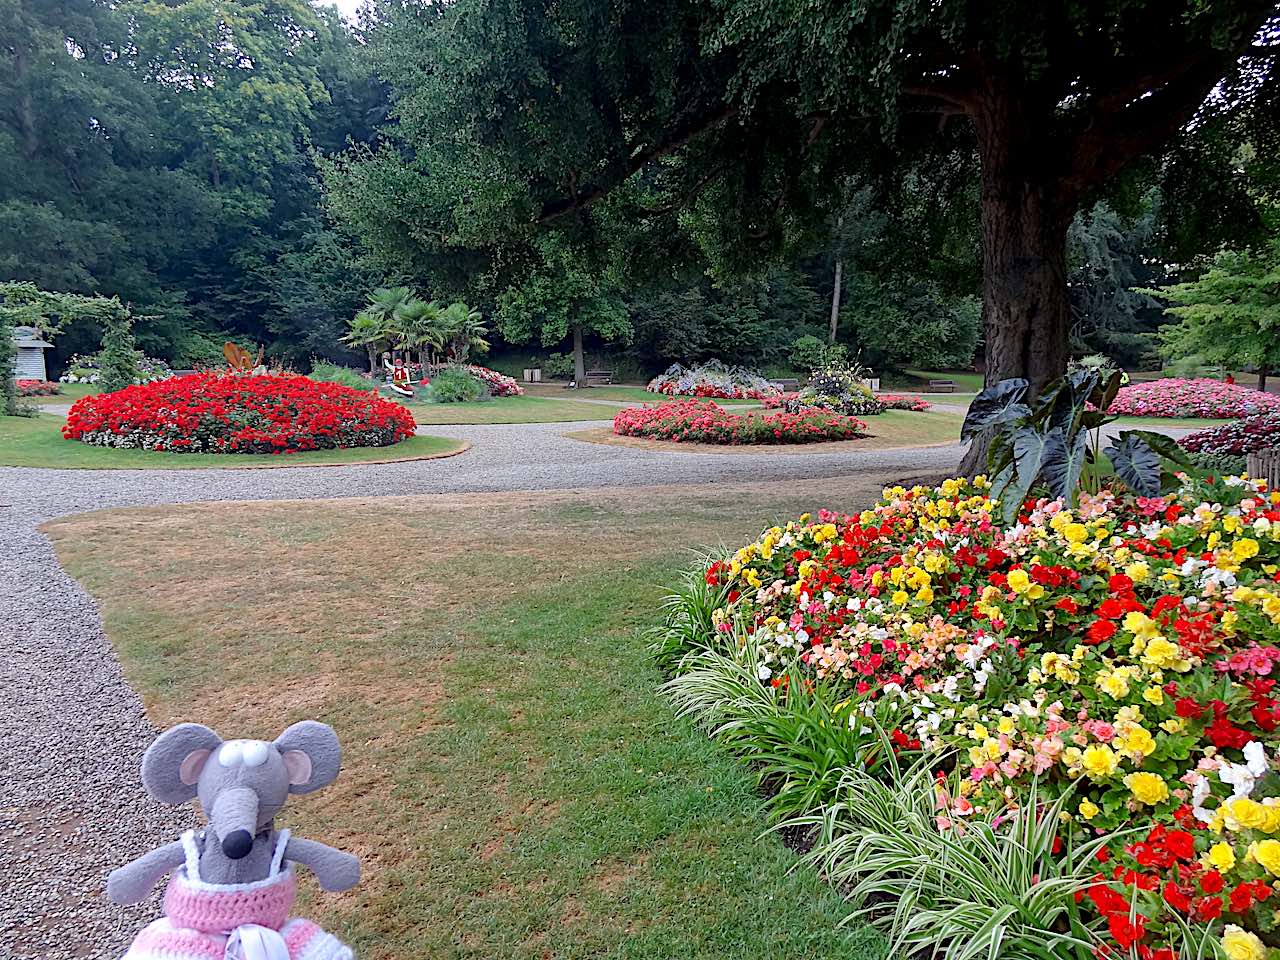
[660,474,1280,959]
[427,362,523,397]
[542,352,575,379]
[1181,413,1280,457]
[64,373,415,453]
[97,311,142,393]
[788,334,847,372]
[613,399,868,444]
[422,367,488,403]
[1106,378,1280,419]
[60,351,171,385]
[308,361,371,390]
[16,379,60,396]
[646,360,780,400]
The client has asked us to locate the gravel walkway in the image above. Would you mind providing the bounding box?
[0,419,965,958]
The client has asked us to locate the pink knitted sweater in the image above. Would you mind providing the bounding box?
[121,830,352,960]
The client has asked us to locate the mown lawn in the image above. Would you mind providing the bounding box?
[45,479,907,960]
[36,381,101,405]
[0,414,463,468]
[405,394,624,423]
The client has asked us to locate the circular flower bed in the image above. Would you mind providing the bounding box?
[646,360,780,400]
[613,399,867,444]
[1107,379,1280,419]
[665,475,1280,958]
[1182,413,1280,458]
[63,373,416,453]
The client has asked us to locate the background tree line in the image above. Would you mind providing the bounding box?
[5,0,1278,383]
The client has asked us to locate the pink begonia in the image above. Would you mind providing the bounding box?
[1107,378,1280,420]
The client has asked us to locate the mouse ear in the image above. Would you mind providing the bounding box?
[273,721,341,794]
[141,723,222,804]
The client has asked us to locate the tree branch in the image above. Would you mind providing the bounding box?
[1064,50,1236,202]
[535,104,738,223]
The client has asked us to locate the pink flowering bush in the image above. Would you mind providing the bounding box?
[613,399,868,444]
[1107,379,1280,419]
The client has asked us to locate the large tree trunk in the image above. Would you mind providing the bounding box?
[958,81,1076,476]
[367,345,377,374]
[828,258,842,345]
[572,324,586,386]
[1259,366,1269,393]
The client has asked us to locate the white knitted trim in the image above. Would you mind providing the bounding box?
[175,829,294,892]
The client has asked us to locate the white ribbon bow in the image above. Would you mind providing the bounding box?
[224,924,289,960]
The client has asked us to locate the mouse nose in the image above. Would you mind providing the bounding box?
[223,829,253,859]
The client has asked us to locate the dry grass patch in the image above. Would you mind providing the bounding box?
[43,478,905,959]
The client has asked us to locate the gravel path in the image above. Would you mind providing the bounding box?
[1,419,966,958]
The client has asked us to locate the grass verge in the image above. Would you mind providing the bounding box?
[0,414,464,469]
[44,480,908,960]
[404,394,623,424]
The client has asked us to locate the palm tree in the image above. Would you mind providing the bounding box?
[392,297,444,373]
[440,301,489,364]
[342,286,414,373]
[341,310,391,374]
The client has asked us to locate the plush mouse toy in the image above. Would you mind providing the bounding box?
[109,721,361,960]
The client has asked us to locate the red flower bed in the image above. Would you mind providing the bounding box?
[16,379,60,396]
[613,399,868,444]
[1107,379,1280,419]
[63,373,416,454]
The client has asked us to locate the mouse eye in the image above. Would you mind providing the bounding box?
[217,741,245,767]
[242,741,270,767]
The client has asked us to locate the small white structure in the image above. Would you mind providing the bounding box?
[11,325,52,381]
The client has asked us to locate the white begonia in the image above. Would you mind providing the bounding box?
[1244,741,1269,777]
[757,664,772,681]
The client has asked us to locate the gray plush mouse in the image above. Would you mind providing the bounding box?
[110,721,360,960]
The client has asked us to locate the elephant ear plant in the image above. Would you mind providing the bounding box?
[962,369,1193,521]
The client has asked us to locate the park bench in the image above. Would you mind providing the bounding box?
[927,378,956,393]
[586,368,614,385]
[770,378,799,391]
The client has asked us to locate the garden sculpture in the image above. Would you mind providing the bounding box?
[383,355,414,398]
[109,721,360,960]
[224,341,264,374]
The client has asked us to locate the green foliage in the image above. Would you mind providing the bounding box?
[1187,450,1248,477]
[423,367,488,404]
[798,760,1113,960]
[1147,240,1280,382]
[845,280,980,372]
[541,352,575,379]
[0,1,385,365]
[308,361,370,390]
[788,335,846,372]
[97,310,142,393]
[965,370,1190,521]
[1067,199,1165,369]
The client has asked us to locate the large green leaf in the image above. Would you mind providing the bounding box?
[1042,427,1089,504]
[1012,425,1050,491]
[1121,429,1194,469]
[962,379,1030,442]
[1104,434,1163,497]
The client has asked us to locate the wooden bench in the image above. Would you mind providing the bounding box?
[927,379,956,393]
[769,378,800,392]
[585,368,614,385]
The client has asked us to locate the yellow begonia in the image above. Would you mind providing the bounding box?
[1222,925,1266,960]
[1124,772,1168,806]
[1078,798,1099,820]
[1252,839,1280,877]
[1007,569,1031,593]
[1142,686,1164,707]
[1117,725,1157,760]
[1233,537,1260,562]
[1081,744,1119,780]
[1063,522,1089,543]
[1206,841,1237,873]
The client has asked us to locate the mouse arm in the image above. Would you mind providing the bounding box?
[107,840,187,905]
[283,836,360,892]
